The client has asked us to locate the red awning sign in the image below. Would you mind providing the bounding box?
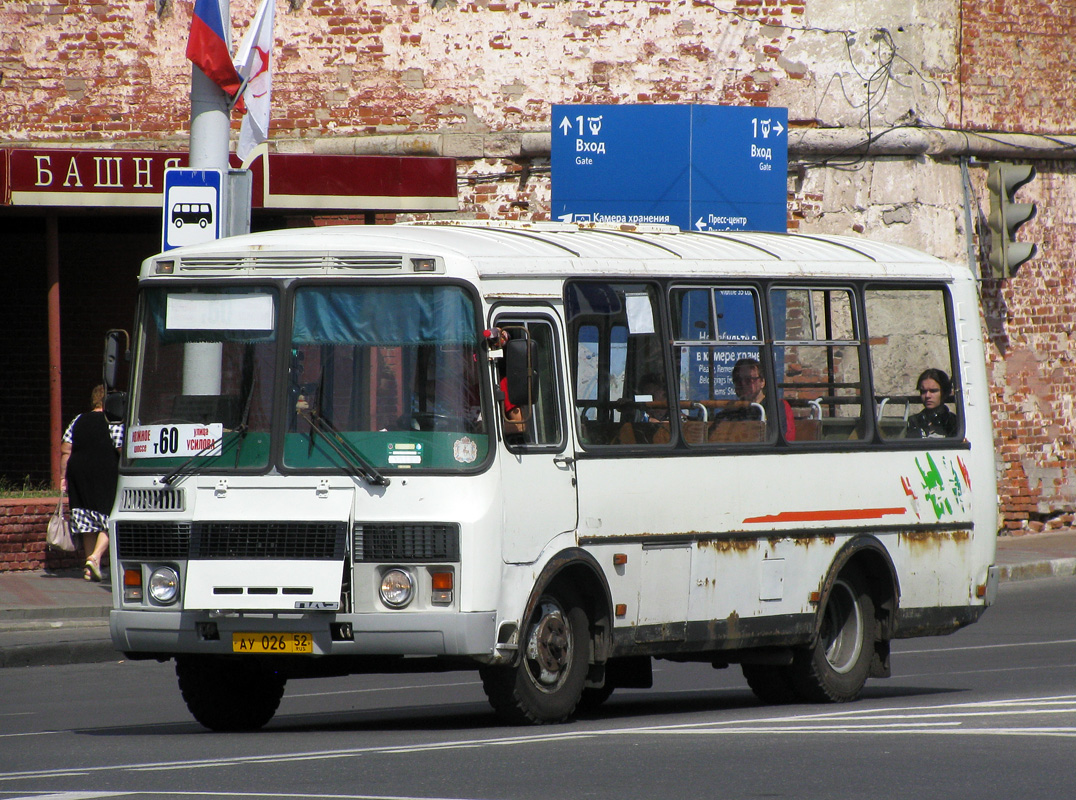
[0,148,457,212]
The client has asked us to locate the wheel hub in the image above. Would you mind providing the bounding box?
[527,602,570,685]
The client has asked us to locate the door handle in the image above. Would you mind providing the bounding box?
[553,455,575,468]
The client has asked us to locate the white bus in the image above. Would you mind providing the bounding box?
[104,222,999,730]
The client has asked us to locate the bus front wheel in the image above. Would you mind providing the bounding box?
[480,589,589,725]
[790,571,875,703]
[176,656,286,732]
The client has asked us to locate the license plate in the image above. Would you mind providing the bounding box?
[232,632,313,654]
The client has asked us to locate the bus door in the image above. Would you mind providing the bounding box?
[493,312,578,564]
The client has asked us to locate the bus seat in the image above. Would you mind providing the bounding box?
[878,418,909,438]
[681,419,708,444]
[613,423,638,445]
[795,419,821,441]
[581,421,625,446]
[612,422,670,445]
[708,420,765,443]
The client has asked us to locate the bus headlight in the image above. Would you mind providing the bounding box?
[379,569,414,608]
[148,567,180,605]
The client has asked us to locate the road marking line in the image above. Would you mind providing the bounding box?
[3,694,1076,782]
[899,637,1076,655]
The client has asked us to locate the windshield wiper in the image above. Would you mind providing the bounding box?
[233,369,257,468]
[298,408,390,487]
[160,433,236,486]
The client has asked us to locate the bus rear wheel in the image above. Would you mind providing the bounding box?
[480,589,589,725]
[790,571,875,703]
[741,663,799,705]
[176,656,286,732]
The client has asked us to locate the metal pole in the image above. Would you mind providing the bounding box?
[184,0,231,396]
[46,214,62,490]
[188,0,232,171]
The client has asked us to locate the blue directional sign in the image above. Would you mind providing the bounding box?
[162,168,223,251]
[552,105,787,232]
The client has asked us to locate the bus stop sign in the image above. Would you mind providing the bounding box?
[552,104,788,233]
[163,168,223,251]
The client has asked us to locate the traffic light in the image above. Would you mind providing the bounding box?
[986,162,1036,278]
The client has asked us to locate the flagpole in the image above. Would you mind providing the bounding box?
[189,0,232,173]
[185,0,232,399]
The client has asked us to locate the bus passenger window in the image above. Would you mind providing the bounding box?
[566,282,667,447]
[670,286,771,445]
[865,287,959,441]
[771,287,864,442]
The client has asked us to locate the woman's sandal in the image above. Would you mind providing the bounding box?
[85,558,102,582]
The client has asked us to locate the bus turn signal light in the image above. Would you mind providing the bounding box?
[432,571,453,605]
[123,567,143,602]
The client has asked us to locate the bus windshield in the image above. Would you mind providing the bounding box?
[285,284,487,472]
[126,286,279,470]
[125,283,489,474]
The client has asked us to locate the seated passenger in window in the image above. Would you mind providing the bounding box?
[713,358,796,441]
[637,373,669,422]
[907,368,958,439]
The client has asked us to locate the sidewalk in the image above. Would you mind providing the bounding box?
[1,531,1075,669]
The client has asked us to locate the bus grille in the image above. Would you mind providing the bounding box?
[180,255,404,271]
[119,488,186,512]
[115,521,193,560]
[353,523,460,562]
[115,521,346,560]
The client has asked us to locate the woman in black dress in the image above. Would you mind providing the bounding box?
[59,385,123,581]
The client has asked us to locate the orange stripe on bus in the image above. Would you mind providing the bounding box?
[743,507,908,524]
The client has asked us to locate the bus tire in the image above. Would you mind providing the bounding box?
[176,656,286,732]
[480,589,589,725]
[576,683,615,714]
[741,663,798,705]
[790,571,875,703]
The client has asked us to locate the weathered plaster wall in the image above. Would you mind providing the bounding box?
[1,0,1074,532]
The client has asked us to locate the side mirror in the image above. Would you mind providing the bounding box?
[104,391,127,424]
[504,337,538,407]
[102,329,129,391]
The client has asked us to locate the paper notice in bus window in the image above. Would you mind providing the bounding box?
[388,442,423,465]
[166,293,274,331]
[626,293,655,334]
[127,423,223,459]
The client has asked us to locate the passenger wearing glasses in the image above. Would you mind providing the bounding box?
[908,368,959,439]
[715,357,796,441]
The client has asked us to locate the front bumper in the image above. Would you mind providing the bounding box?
[110,608,497,659]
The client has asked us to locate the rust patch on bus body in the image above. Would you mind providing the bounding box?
[725,610,740,639]
[900,529,971,551]
[697,537,755,553]
[791,535,837,548]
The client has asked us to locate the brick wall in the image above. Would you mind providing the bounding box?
[0,497,84,572]
[980,163,1076,532]
[2,0,1075,534]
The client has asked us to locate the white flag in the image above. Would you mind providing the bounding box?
[234,0,275,162]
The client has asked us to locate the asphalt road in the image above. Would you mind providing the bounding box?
[1,576,1074,800]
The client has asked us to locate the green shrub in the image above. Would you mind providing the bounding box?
[0,476,54,498]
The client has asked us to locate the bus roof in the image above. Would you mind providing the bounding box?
[145,222,963,281]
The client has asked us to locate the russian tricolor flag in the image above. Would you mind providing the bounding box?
[187,0,243,99]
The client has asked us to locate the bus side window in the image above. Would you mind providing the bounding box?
[865,287,960,441]
[771,287,865,442]
[495,319,564,449]
[566,282,668,447]
[670,285,771,446]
